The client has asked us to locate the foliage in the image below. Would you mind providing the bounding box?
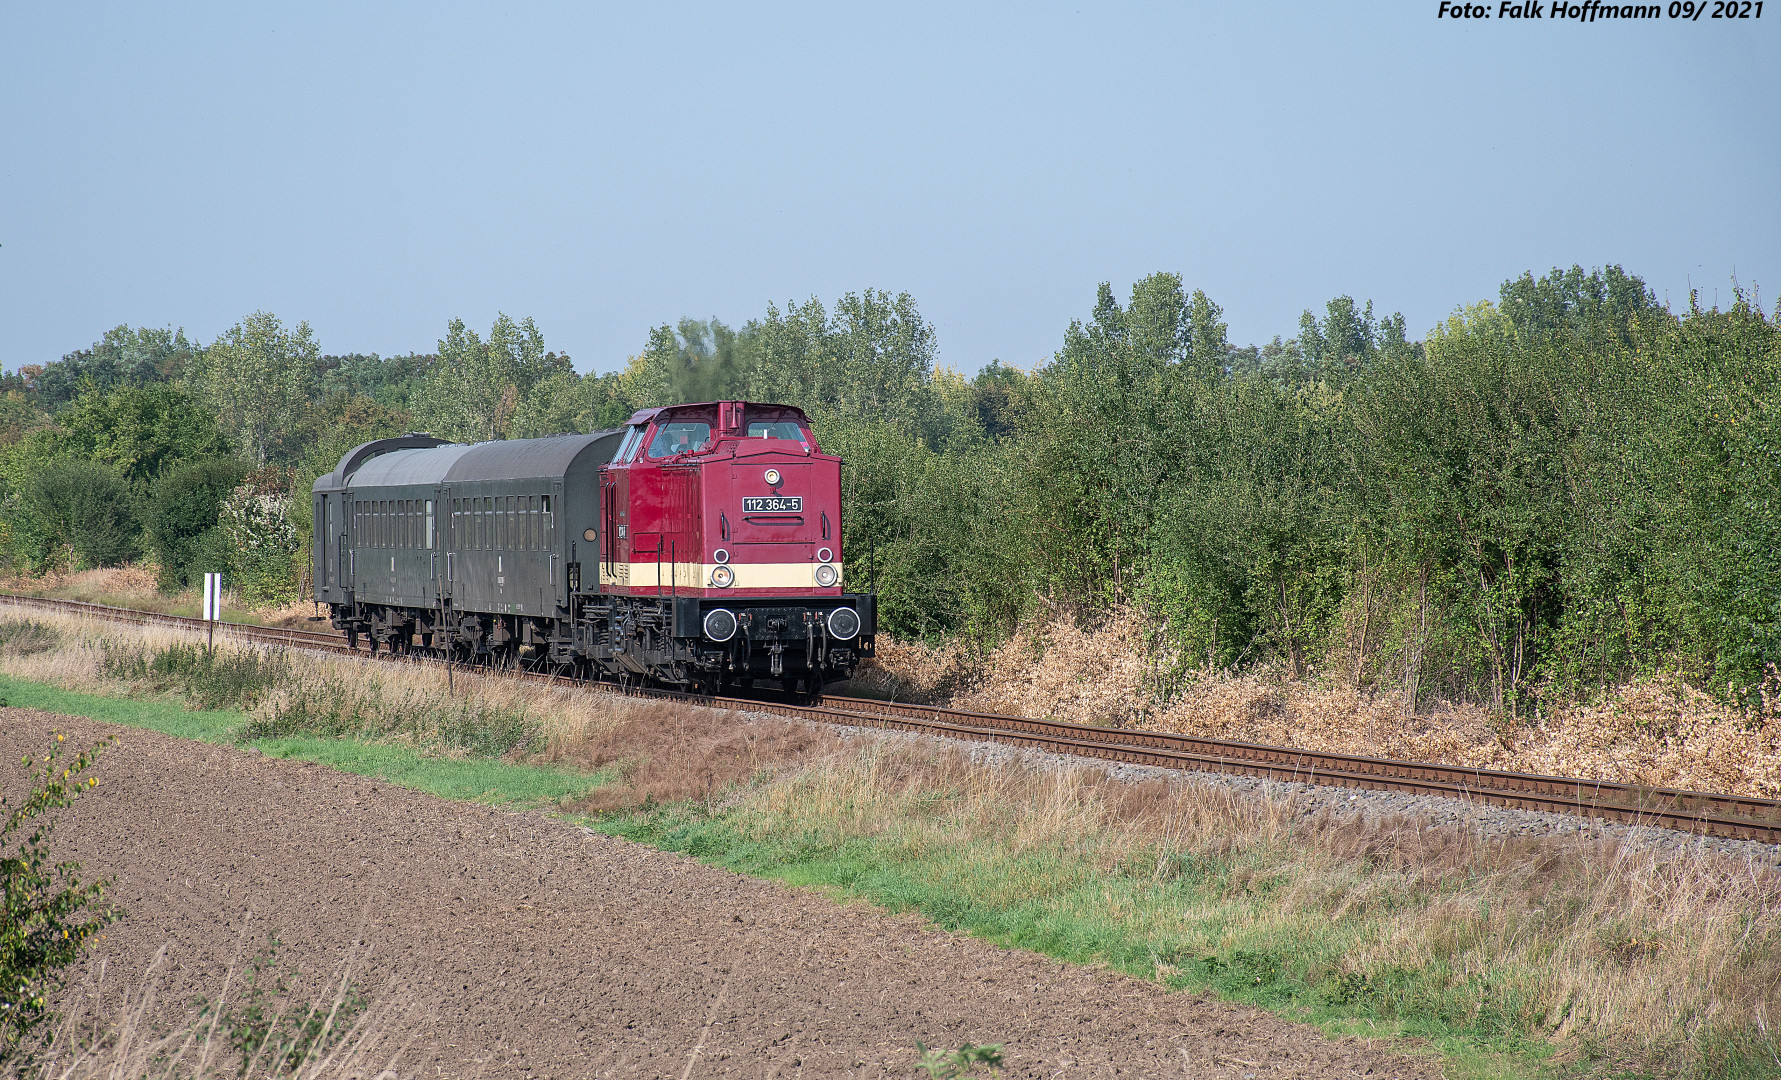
[409,314,571,443]
[144,457,250,589]
[186,312,320,465]
[14,325,198,410]
[218,483,302,606]
[50,383,228,486]
[913,1041,1003,1078]
[0,732,121,1061]
[18,458,140,570]
[192,934,367,1075]
[100,640,292,711]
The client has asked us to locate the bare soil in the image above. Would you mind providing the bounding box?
[5,710,1440,1079]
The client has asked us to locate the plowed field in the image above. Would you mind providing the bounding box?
[6,710,1437,1079]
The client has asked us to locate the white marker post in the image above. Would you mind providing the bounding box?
[202,572,222,655]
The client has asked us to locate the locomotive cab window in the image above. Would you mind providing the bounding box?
[647,422,712,459]
[616,425,645,463]
[747,421,805,441]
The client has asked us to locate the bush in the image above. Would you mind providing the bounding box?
[0,733,121,1062]
[99,641,291,711]
[218,484,300,607]
[0,620,60,658]
[144,457,248,589]
[19,459,139,569]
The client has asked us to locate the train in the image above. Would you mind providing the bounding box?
[309,400,876,696]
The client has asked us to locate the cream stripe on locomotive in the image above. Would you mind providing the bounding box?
[599,561,844,590]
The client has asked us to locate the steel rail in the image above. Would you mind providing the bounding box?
[5,591,1778,844]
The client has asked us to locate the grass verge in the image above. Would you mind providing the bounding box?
[0,675,604,808]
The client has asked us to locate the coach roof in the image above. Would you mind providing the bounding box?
[314,431,623,492]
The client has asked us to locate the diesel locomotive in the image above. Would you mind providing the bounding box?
[309,400,875,695]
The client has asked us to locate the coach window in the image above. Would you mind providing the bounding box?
[425,500,435,549]
[478,497,488,548]
[409,500,417,547]
[542,495,553,547]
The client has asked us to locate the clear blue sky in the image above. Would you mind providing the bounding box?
[3,2,1776,376]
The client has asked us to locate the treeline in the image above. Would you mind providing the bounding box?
[3,267,1776,710]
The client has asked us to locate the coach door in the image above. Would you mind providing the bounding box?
[339,490,353,601]
[436,485,453,601]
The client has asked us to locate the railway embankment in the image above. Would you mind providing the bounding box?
[1,607,1779,1077]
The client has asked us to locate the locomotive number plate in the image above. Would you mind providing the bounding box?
[743,496,802,513]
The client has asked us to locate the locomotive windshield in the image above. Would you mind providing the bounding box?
[647,421,712,458]
[747,421,804,440]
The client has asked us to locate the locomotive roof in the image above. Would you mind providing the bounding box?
[314,430,624,492]
[621,401,808,426]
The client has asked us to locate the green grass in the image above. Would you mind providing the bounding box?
[596,804,1557,1080]
[0,674,601,808]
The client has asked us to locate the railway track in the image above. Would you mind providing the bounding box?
[6,591,1780,845]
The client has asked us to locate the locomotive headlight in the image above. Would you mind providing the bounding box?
[827,607,861,640]
[712,548,730,564]
[816,547,832,563]
[814,563,838,587]
[704,608,738,642]
[711,565,735,588]
[764,468,781,486]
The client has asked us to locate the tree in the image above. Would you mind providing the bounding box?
[144,457,249,588]
[186,312,320,464]
[23,325,198,409]
[52,383,228,486]
[410,315,569,442]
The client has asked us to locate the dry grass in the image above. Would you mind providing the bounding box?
[0,604,649,761]
[701,740,1781,1075]
[0,566,316,627]
[18,946,414,1080]
[867,606,1781,798]
[543,705,843,811]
